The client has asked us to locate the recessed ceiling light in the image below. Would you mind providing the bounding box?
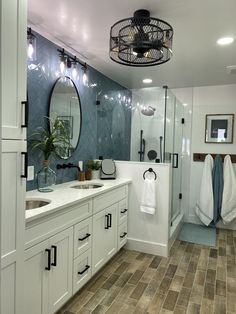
[143,78,152,84]
[217,37,234,45]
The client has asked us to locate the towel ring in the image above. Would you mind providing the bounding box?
[143,168,157,180]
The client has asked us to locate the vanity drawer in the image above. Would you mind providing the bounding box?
[73,249,91,294]
[118,220,128,250]
[93,185,127,214]
[74,217,92,258]
[25,200,92,248]
[118,198,128,225]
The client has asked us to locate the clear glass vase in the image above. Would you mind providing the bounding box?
[37,160,56,192]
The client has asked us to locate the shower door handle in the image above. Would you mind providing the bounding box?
[173,153,179,168]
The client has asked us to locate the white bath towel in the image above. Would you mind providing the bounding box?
[195,154,214,225]
[140,178,156,215]
[221,155,236,224]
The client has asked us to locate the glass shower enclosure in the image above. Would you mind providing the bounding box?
[130,87,184,226]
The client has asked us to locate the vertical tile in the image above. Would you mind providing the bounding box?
[162,290,179,311]
[177,287,191,307]
[183,272,195,288]
[130,282,148,300]
[213,296,226,314]
[186,303,200,314]
[203,283,214,300]
[215,280,226,296]
[227,293,236,312]
[205,269,216,284]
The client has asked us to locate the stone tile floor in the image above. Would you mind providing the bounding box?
[58,228,236,314]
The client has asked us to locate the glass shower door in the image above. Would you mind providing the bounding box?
[171,99,184,223]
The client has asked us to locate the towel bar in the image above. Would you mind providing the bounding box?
[143,168,157,180]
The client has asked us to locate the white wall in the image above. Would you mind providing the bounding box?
[173,84,236,230]
[116,161,171,257]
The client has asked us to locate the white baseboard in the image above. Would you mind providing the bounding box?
[169,214,184,248]
[126,237,168,258]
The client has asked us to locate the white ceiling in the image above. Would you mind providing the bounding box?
[28,0,236,89]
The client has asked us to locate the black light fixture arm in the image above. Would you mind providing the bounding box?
[57,48,87,68]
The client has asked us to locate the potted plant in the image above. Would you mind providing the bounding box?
[86,160,101,180]
[28,117,71,192]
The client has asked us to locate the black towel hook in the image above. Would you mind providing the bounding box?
[143,168,157,180]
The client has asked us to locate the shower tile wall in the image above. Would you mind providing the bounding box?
[130,87,165,162]
[27,31,131,190]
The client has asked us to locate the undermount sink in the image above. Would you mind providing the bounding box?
[26,199,51,210]
[71,183,104,190]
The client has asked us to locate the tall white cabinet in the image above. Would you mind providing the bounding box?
[0,0,27,313]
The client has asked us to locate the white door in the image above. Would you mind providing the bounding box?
[92,209,107,274]
[48,227,73,314]
[1,0,27,140]
[24,239,50,314]
[1,140,26,314]
[105,204,118,260]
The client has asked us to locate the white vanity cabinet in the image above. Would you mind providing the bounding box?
[24,182,129,314]
[24,227,73,314]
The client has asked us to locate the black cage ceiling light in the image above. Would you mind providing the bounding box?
[109,9,173,67]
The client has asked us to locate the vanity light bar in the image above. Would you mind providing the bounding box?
[57,48,87,69]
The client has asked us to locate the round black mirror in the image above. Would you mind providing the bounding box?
[49,76,82,159]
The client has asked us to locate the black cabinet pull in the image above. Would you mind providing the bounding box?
[78,265,90,275]
[21,152,28,178]
[172,153,179,169]
[21,100,28,128]
[45,249,51,271]
[108,213,112,228]
[79,233,91,241]
[51,245,57,266]
[105,214,109,229]
[120,232,127,239]
[121,209,128,214]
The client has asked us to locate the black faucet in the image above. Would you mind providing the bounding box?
[56,163,80,171]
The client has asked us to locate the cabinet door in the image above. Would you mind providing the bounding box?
[92,209,107,274]
[1,140,26,314]
[24,239,50,314]
[48,227,73,314]
[105,204,118,260]
[1,0,27,140]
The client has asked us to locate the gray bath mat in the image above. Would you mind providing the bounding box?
[178,223,216,247]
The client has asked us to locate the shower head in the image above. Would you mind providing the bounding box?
[141,106,156,116]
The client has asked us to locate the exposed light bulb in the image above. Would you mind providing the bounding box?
[27,28,36,61]
[72,67,78,80]
[27,43,34,60]
[83,72,88,86]
[60,61,65,74]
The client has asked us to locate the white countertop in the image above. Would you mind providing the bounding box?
[26,178,131,223]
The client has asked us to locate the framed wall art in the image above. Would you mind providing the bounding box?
[205,114,234,143]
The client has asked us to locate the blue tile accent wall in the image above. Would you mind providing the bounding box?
[27,31,131,190]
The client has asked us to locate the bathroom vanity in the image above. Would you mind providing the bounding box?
[24,179,130,314]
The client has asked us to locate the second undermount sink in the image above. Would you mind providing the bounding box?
[26,199,51,210]
[71,183,104,190]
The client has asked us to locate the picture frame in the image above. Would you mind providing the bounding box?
[57,115,73,139]
[205,114,234,143]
